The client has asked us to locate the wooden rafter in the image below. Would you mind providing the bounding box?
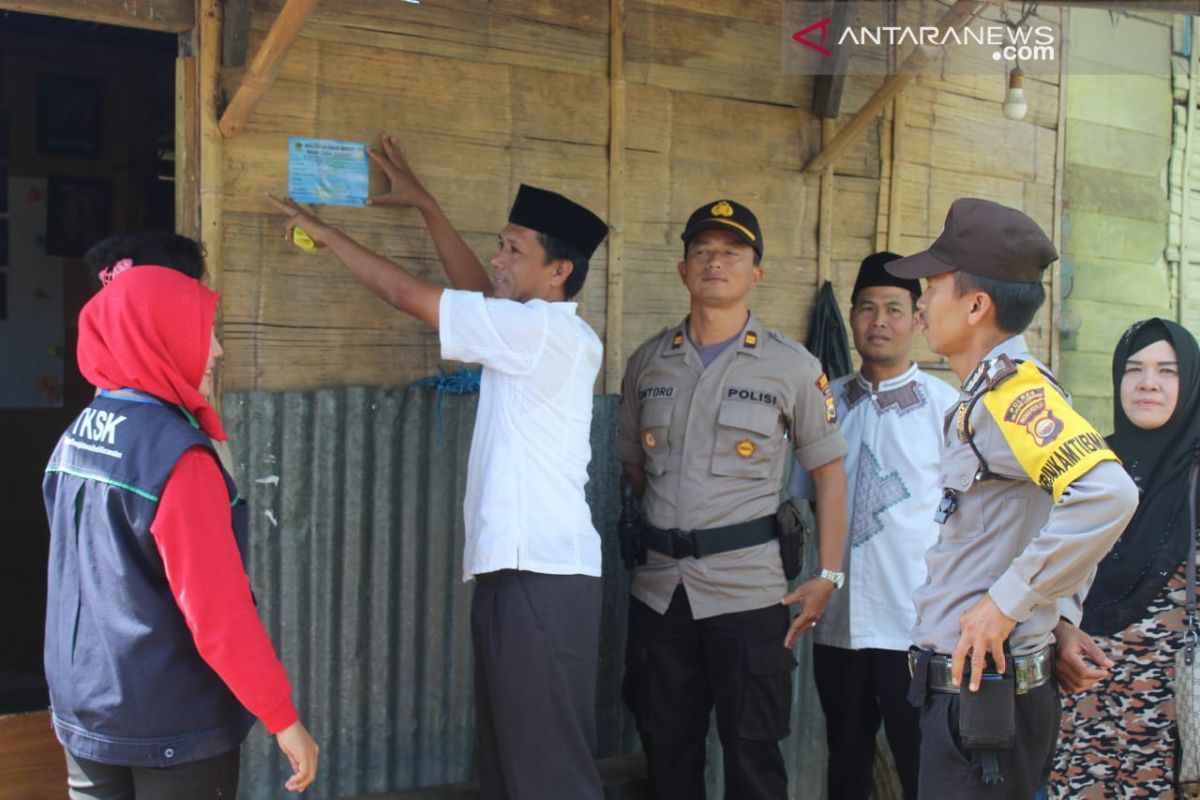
[218,0,319,138]
[811,0,858,119]
[802,0,983,174]
[222,0,255,67]
[0,0,192,32]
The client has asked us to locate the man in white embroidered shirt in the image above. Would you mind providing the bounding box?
[792,253,959,800]
[267,135,608,800]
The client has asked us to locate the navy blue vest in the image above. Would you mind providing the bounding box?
[43,393,255,767]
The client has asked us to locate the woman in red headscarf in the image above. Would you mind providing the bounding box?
[43,233,319,799]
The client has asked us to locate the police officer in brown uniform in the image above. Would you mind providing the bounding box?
[616,200,849,800]
[885,198,1138,798]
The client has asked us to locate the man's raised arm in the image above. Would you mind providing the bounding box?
[366,134,493,295]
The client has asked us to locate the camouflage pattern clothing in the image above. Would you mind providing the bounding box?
[1049,564,1188,799]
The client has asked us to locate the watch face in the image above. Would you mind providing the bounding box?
[820,569,844,588]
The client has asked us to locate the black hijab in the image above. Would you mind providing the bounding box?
[1082,318,1200,637]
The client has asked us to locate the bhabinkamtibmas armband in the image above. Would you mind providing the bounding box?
[982,361,1118,501]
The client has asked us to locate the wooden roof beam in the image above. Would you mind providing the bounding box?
[218,0,319,138]
[0,0,193,32]
[812,1,859,119]
[222,0,255,67]
[802,0,983,174]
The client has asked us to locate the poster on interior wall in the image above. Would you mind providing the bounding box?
[37,73,104,159]
[46,175,111,257]
[287,137,369,206]
[0,177,64,408]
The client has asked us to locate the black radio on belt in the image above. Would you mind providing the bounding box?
[959,652,1017,786]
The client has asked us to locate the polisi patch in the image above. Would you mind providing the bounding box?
[725,387,777,406]
[981,360,1119,501]
[1003,387,1064,446]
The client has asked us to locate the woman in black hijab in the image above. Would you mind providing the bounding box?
[1050,318,1200,798]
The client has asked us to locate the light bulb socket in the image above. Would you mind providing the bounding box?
[1008,66,1025,89]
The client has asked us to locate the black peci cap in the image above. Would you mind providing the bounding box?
[680,199,763,257]
[508,184,609,259]
[886,198,1057,284]
[851,251,921,304]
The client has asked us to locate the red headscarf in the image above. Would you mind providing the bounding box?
[77,265,227,441]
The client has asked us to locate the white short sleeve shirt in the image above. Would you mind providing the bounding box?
[793,364,959,650]
[438,289,603,581]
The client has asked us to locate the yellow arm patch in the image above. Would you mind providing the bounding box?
[981,361,1118,501]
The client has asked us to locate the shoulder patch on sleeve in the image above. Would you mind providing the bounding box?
[980,361,1118,501]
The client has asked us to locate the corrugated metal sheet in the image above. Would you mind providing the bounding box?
[223,384,897,799]
[222,386,637,799]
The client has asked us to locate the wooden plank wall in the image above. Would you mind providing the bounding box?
[0,711,66,799]
[218,0,1062,393]
[1058,8,1177,426]
[220,0,611,391]
[874,2,1063,385]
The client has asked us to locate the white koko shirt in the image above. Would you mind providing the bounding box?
[793,363,959,651]
[439,289,603,581]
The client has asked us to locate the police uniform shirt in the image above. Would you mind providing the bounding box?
[792,364,960,651]
[910,334,1138,656]
[615,312,848,620]
[439,289,603,581]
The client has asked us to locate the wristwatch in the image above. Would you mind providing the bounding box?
[816,568,845,589]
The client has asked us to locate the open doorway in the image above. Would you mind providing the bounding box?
[0,10,177,713]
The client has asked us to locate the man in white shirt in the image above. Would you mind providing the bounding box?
[266,134,608,800]
[792,253,958,800]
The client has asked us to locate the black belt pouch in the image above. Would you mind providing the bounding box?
[775,500,806,581]
[958,672,1016,749]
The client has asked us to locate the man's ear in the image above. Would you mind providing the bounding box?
[676,260,688,285]
[748,263,764,290]
[548,258,574,289]
[966,291,994,326]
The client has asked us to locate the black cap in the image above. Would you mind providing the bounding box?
[507,184,609,259]
[680,199,763,257]
[851,251,921,304]
[886,198,1057,284]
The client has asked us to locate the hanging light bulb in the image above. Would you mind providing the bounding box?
[1002,66,1028,121]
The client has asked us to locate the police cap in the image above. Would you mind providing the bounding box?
[886,198,1057,284]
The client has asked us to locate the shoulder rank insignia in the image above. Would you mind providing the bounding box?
[711,201,734,217]
[671,332,684,349]
[964,353,1019,395]
[743,331,758,348]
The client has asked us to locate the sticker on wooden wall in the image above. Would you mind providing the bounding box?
[288,138,370,207]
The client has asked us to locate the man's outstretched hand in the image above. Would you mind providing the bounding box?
[366,134,433,210]
[263,193,335,248]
